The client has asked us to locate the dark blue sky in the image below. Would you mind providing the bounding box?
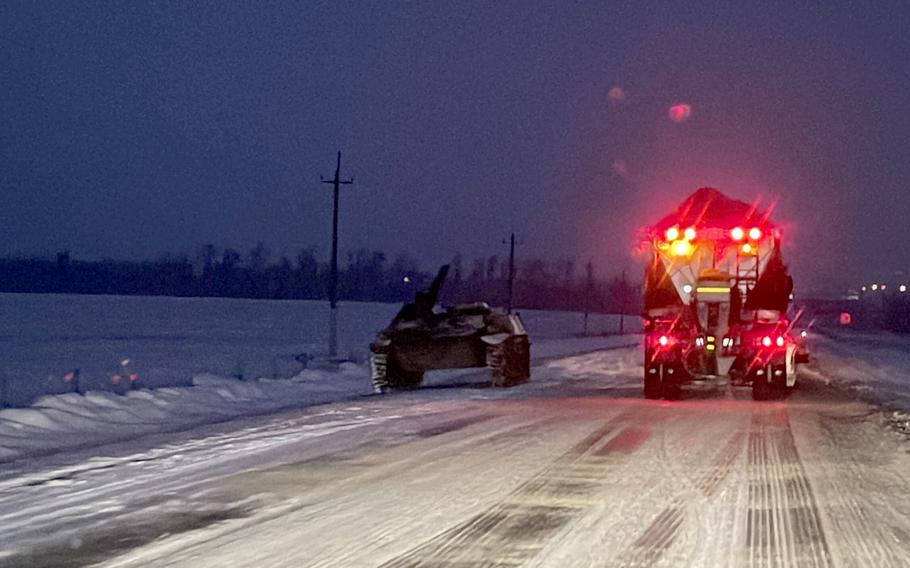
[2,2,909,292]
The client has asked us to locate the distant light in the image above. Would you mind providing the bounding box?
[683,284,693,294]
[871,284,878,291]
[658,335,669,346]
[861,286,867,292]
[608,86,626,103]
[901,284,907,293]
[881,284,887,291]
[762,336,772,347]
[668,103,692,123]
[800,330,808,338]
[741,243,753,254]
[403,276,411,283]
[684,227,697,240]
[665,226,680,241]
[731,227,745,241]
[776,336,785,347]
[749,227,762,240]
[121,358,130,367]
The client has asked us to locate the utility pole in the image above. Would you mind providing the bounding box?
[583,259,594,336]
[506,233,516,314]
[619,268,627,335]
[321,151,353,358]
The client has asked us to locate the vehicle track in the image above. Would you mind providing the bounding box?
[380,412,637,567]
[611,428,748,567]
[743,408,831,568]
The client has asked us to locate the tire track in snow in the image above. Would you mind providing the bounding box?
[379,411,638,568]
[744,408,831,567]
[808,411,910,566]
[610,429,747,567]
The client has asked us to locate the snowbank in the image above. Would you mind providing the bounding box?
[0,331,638,464]
[0,364,368,463]
[807,331,910,434]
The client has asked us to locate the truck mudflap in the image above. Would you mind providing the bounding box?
[644,360,688,399]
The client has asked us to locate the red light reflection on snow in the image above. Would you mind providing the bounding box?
[668,103,691,123]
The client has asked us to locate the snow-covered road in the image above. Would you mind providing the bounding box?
[2,346,909,567]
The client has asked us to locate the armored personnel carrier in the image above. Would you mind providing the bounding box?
[370,265,531,392]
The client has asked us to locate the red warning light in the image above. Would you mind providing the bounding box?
[668,103,692,123]
[839,312,852,326]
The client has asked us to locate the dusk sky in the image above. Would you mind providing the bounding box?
[3,2,909,293]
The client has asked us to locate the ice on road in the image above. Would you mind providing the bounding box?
[2,345,909,567]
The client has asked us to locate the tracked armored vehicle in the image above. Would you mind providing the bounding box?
[370,265,531,392]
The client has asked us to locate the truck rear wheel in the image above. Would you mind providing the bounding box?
[752,364,794,400]
[644,367,662,399]
[752,376,771,400]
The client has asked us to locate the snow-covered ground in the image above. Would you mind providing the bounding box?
[805,328,910,433]
[0,293,638,463]
[1,344,908,568]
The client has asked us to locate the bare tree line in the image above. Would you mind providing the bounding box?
[0,245,642,313]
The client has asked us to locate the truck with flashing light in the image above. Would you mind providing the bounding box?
[642,187,805,400]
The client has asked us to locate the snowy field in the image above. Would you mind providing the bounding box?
[0,293,639,462]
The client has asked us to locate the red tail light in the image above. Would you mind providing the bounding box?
[758,335,785,348]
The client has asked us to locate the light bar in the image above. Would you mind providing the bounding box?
[696,286,731,294]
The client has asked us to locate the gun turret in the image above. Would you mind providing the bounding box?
[387,264,451,325]
[424,265,449,307]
